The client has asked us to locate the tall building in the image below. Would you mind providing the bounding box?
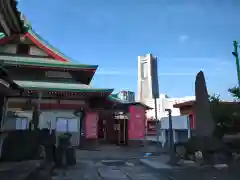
[137,53,195,121]
[138,54,159,103]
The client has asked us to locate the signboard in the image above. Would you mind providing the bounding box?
[85,112,98,139]
[128,106,146,140]
[45,71,72,79]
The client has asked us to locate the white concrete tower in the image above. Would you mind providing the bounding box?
[137,53,159,103]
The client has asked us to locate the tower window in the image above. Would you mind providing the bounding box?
[17,44,30,54]
[141,62,148,79]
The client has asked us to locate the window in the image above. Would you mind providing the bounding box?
[17,44,30,54]
[141,62,148,79]
[56,118,79,133]
[68,119,78,132]
[16,118,28,130]
[56,118,67,132]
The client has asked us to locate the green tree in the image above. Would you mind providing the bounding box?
[228,86,240,100]
[208,93,220,103]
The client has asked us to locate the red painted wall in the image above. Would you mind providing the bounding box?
[128,105,146,140]
[189,112,196,129]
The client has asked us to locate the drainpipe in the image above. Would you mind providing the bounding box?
[187,115,191,139]
[165,109,174,154]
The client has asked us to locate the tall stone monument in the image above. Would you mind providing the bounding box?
[186,71,224,156]
[194,71,215,136]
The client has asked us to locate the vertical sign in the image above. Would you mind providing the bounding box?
[85,112,99,139]
[128,105,146,140]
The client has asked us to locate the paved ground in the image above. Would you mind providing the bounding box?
[53,159,164,180]
[52,145,240,180]
[74,144,162,160]
[52,144,165,180]
[53,159,240,180]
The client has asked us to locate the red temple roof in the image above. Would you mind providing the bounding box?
[173,100,240,108]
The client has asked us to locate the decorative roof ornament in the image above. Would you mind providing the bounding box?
[19,35,25,42]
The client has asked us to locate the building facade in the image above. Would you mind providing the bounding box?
[145,95,195,138]
[145,95,196,120]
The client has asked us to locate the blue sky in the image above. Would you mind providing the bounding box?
[18,0,240,100]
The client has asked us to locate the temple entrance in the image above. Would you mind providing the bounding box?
[98,111,128,145]
[115,118,128,145]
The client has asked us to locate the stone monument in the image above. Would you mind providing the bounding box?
[186,71,224,155]
[194,71,215,136]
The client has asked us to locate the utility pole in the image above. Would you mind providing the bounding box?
[165,109,174,154]
[232,41,240,87]
[165,108,179,164]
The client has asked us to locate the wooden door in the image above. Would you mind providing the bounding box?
[117,119,128,145]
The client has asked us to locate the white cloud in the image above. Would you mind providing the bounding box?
[179,35,189,42]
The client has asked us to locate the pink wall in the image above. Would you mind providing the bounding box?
[128,105,146,140]
[85,111,99,139]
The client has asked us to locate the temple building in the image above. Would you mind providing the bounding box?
[0,1,150,149]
